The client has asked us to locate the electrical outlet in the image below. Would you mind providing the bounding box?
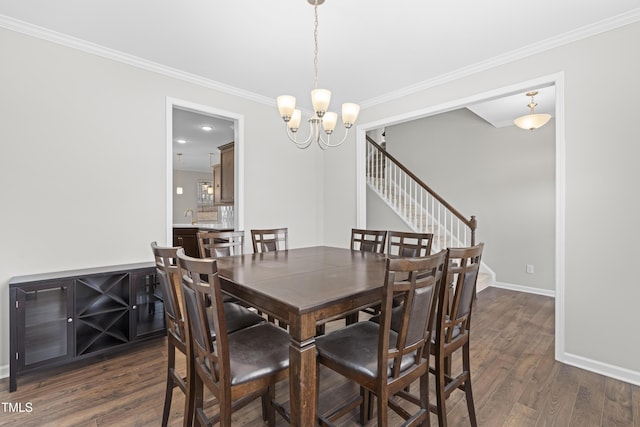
[526,264,534,274]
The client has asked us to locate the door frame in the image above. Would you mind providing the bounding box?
[165,97,245,244]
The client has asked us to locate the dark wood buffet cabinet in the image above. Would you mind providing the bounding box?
[8,262,165,392]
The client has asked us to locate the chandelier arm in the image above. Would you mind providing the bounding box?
[317,127,350,148]
[286,124,314,149]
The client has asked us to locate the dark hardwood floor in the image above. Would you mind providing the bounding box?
[1,287,638,426]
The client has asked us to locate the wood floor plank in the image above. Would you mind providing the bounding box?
[633,385,640,427]
[1,288,639,427]
[518,339,558,411]
[569,369,605,427]
[535,363,582,426]
[603,377,634,426]
[504,402,540,427]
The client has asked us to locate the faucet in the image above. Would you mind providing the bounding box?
[184,209,195,225]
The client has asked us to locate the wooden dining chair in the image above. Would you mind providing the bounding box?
[250,227,290,327]
[315,250,447,426]
[151,242,265,427]
[366,230,436,322]
[176,249,290,427]
[197,230,245,259]
[350,228,387,253]
[250,228,288,253]
[346,228,388,324]
[430,243,484,427]
[151,241,194,427]
[196,231,246,305]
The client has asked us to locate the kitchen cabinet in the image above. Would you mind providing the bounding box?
[9,262,164,392]
[173,227,200,257]
[219,142,234,204]
[213,163,221,204]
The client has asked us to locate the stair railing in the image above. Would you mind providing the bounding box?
[366,135,477,248]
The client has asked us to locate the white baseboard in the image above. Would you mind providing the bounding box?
[0,364,9,380]
[491,281,555,297]
[561,352,640,387]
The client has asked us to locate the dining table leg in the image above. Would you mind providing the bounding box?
[288,314,318,426]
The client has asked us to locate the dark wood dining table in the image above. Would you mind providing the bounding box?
[215,245,387,426]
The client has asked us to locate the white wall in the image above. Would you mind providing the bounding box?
[0,27,324,369]
[383,108,556,292]
[325,21,640,382]
[172,170,212,223]
[366,187,412,233]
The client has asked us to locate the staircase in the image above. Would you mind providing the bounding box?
[365,136,494,290]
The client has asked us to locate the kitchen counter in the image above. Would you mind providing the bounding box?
[173,223,234,231]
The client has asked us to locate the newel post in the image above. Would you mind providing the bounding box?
[469,215,477,246]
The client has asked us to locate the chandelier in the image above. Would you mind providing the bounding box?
[514,91,551,130]
[276,0,360,149]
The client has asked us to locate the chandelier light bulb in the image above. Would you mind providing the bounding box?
[322,112,338,133]
[342,103,360,128]
[277,95,296,121]
[288,109,302,131]
[311,89,331,117]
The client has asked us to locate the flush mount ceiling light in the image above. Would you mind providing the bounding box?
[177,139,187,144]
[276,0,360,149]
[201,125,213,131]
[514,91,552,130]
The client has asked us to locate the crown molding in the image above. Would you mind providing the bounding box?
[2,8,639,111]
[360,7,640,109]
[0,14,275,108]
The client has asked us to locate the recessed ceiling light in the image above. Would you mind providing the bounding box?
[201,125,214,131]
[177,139,187,144]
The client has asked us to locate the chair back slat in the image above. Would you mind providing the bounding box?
[251,228,288,253]
[350,228,387,253]
[386,230,434,257]
[197,230,245,258]
[378,250,446,381]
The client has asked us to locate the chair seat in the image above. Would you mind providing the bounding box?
[214,302,265,336]
[222,293,237,303]
[225,323,290,386]
[315,321,417,380]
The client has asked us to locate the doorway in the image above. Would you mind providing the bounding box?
[356,72,566,361]
[165,97,245,244]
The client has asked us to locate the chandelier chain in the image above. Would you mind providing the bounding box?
[313,2,319,90]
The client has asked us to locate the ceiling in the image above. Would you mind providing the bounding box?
[2,1,638,169]
[173,108,234,172]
